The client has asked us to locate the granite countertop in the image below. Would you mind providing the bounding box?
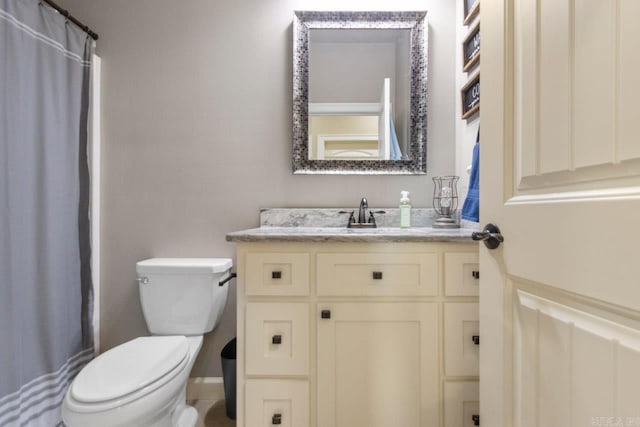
[226,208,480,243]
[226,226,478,243]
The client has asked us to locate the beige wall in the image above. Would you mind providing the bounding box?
[60,0,456,377]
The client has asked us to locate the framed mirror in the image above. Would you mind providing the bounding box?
[293,11,428,175]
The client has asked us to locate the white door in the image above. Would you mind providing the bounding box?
[482,0,640,426]
[378,77,391,160]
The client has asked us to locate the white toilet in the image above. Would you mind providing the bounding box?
[62,258,232,427]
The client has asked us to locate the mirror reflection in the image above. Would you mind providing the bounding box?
[308,29,411,161]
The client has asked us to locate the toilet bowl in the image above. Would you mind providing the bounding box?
[62,335,202,427]
[62,258,232,427]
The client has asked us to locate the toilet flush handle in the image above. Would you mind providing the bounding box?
[219,272,237,287]
[136,276,149,285]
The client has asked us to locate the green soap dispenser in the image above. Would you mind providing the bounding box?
[400,190,411,228]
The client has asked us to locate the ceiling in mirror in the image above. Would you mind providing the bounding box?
[293,11,428,175]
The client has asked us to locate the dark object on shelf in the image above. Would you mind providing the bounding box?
[463,0,480,25]
[461,72,480,120]
[221,338,237,420]
[463,22,480,72]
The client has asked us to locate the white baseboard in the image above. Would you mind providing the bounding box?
[186,377,225,401]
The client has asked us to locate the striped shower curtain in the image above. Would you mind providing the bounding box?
[0,0,94,425]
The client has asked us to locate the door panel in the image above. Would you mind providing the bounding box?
[483,0,640,425]
[514,0,640,191]
[513,289,640,426]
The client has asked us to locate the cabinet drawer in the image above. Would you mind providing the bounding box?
[444,253,480,296]
[444,382,480,427]
[246,303,309,376]
[245,252,310,296]
[444,303,479,376]
[317,253,438,296]
[245,379,309,427]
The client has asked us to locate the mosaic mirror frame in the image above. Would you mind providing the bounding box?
[292,11,428,175]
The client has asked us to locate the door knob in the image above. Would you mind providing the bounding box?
[472,223,504,249]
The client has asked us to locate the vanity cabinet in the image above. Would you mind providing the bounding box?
[234,242,479,427]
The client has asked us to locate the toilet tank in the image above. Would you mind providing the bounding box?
[136,258,232,335]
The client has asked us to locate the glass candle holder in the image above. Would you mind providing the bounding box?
[432,176,460,229]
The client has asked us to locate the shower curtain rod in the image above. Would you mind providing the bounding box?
[41,0,98,40]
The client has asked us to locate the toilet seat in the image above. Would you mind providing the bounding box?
[68,336,189,411]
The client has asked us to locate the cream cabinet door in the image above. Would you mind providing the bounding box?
[316,303,438,427]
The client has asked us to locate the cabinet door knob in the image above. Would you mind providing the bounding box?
[372,271,383,280]
[321,310,331,319]
[472,270,480,279]
[272,334,282,345]
[472,335,480,345]
[472,414,480,426]
[272,271,282,279]
[272,413,282,425]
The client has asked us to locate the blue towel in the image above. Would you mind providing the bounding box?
[461,141,480,222]
[389,116,402,160]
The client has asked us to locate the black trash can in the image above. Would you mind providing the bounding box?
[220,338,236,420]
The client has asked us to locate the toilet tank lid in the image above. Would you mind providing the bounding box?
[136,258,232,275]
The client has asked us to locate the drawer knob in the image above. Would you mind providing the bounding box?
[272,413,282,425]
[372,271,383,280]
[472,335,480,345]
[272,334,282,345]
[272,271,282,279]
[321,310,331,319]
[472,414,480,426]
[472,270,480,279]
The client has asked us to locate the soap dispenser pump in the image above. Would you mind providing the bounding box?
[400,191,411,228]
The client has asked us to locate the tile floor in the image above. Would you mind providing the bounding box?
[191,399,235,427]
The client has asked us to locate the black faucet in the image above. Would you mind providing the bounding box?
[358,197,368,223]
[339,198,385,228]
